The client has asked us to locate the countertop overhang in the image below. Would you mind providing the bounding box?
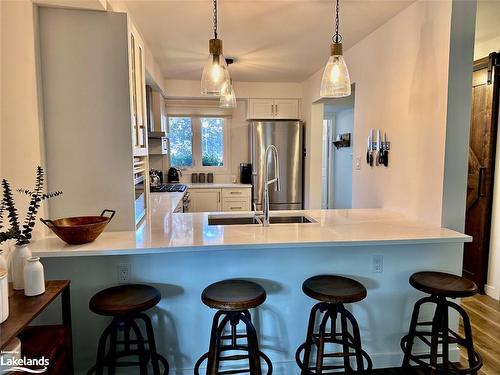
[29,192,471,257]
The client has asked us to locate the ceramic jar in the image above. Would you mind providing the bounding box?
[11,245,32,290]
[24,256,45,297]
[0,268,8,323]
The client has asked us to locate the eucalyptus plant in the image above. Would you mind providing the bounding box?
[0,166,62,245]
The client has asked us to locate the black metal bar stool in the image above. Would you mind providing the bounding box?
[295,275,372,374]
[401,271,483,374]
[87,284,169,375]
[194,279,273,375]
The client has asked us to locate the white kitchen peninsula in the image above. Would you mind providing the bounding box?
[30,193,470,374]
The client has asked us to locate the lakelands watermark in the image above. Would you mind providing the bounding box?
[0,351,49,373]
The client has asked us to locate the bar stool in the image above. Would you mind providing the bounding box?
[401,271,482,374]
[194,279,273,375]
[87,284,169,375]
[295,275,372,374]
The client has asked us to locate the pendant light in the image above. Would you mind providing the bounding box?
[201,0,231,96]
[320,0,351,98]
[220,58,236,108]
[220,79,236,108]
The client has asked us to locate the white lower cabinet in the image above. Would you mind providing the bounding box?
[189,187,251,212]
[189,189,221,212]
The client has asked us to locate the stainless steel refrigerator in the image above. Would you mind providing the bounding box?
[249,120,304,210]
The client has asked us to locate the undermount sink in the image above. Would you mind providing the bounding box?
[208,214,316,226]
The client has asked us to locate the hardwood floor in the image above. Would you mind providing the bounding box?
[358,294,500,375]
[459,294,500,375]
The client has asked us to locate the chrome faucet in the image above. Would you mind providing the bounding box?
[262,145,281,227]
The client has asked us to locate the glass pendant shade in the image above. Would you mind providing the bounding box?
[201,39,231,96]
[320,43,351,98]
[219,81,236,108]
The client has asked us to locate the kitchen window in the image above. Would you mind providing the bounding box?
[169,116,228,170]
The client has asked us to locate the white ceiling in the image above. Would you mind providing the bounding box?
[123,0,415,82]
[475,0,500,45]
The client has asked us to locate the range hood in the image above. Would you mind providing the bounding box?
[146,85,168,139]
[148,131,167,139]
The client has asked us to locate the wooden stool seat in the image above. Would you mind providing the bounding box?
[201,279,266,311]
[89,284,161,316]
[302,275,367,304]
[410,271,478,298]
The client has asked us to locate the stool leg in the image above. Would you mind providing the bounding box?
[207,312,230,375]
[342,305,366,372]
[130,319,148,375]
[94,321,115,375]
[449,300,479,375]
[402,296,431,368]
[241,312,263,375]
[138,313,164,375]
[315,305,331,374]
[299,303,321,374]
[340,306,354,373]
[429,301,443,375]
[107,320,118,375]
[441,301,450,372]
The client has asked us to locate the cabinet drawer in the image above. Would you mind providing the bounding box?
[222,188,251,199]
[222,198,251,211]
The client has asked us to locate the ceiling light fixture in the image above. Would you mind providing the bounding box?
[220,58,236,108]
[201,0,230,96]
[320,0,351,98]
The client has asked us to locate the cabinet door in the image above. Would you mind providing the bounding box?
[247,99,274,119]
[129,32,138,148]
[274,99,299,119]
[130,24,148,156]
[189,189,222,212]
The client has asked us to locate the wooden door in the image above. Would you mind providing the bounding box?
[189,189,222,212]
[464,53,499,292]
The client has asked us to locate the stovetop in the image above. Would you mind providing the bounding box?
[150,183,187,193]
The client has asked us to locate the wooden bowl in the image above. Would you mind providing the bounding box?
[40,210,115,245]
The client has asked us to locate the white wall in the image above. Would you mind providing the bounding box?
[487,110,500,299]
[302,0,455,225]
[333,109,354,209]
[0,0,47,237]
[474,35,500,60]
[165,80,302,100]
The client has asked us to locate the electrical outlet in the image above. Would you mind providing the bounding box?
[372,255,383,273]
[355,156,361,170]
[117,263,130,283]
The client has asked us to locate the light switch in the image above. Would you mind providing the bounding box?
[355,156,362,170]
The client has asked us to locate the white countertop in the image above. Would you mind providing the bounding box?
[29,192,471,257]
[186,183,251,189]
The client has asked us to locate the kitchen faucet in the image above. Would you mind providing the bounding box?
[262,145,281,227]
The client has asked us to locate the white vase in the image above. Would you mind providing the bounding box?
[11,245,32,290]
[0,268,8,323]
[24,256,45,297]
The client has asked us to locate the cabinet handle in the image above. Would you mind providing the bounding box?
[274,104,278,116]
[230,191,242,195]
[218,191,221,202]
[230,206,243,210]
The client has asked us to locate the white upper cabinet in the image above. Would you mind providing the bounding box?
[247,99,300,120]
[129,23,148,156]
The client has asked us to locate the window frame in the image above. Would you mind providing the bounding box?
[168,114,230,173]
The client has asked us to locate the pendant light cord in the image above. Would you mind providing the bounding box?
[333,0,342,43]
[213,0,218,39]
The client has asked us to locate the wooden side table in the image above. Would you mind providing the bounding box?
[0,280,73,374]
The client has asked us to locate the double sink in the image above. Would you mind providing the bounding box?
[208,214,316,226]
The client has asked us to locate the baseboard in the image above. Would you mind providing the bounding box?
[77,349,460,375]
[485,284,500,300]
